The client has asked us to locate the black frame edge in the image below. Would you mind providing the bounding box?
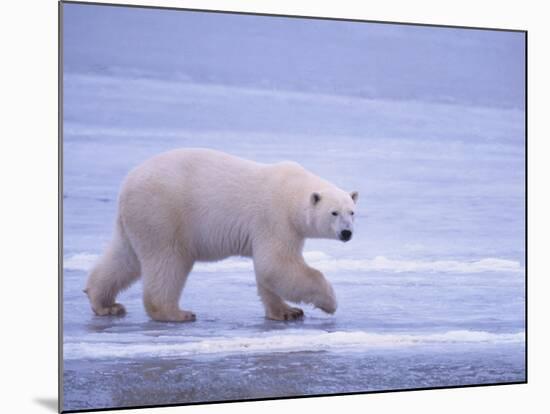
[59,0,527,33]
[59,1,65,413]
[61,381,528,414]
[524,31,529,383]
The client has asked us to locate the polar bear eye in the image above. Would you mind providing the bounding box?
[350,211,355,216]
[332,211,338,216]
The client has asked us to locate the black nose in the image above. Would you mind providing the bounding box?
[340,230,352,242]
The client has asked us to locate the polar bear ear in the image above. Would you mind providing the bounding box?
[311,192,321,206]
[350,191,359,204]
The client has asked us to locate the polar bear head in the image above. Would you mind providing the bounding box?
[306,189,359,242]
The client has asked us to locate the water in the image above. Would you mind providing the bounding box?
[62,4,525,412]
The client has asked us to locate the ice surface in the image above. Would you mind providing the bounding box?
[64,329,524,360]
[64,251,523,274]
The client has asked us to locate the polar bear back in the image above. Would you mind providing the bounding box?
[116,148,331,262]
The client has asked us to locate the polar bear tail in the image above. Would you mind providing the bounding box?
[84,216,141,316]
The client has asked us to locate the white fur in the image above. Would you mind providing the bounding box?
[85,148,358,322]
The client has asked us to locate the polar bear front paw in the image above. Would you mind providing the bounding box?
[267,306,304,321]
[317,301,337,314]
[314,283,337,314]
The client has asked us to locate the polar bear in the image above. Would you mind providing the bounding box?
[85,148,358,322]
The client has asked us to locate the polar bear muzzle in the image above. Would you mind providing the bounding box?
[340,229,353,242]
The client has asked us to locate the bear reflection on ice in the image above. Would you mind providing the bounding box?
[85,148,358,322]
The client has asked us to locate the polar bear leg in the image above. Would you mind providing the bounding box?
[85,220,140,316]
[141,253,196,322]
[257,284,304,321]
[254,252,337,315]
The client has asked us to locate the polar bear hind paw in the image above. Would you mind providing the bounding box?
[170,310,196,322]
[150,309,196,323]
[92,303,126,317]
